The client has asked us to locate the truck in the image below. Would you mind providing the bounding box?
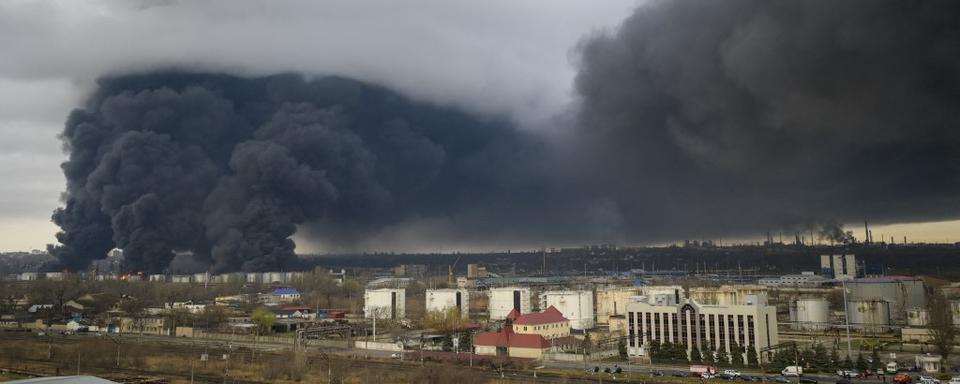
[782,366,804,377]
[690,365,719,377]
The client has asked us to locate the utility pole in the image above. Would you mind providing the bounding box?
[841,279,853,361]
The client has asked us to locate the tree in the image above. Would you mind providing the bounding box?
[422,307,468,332]
[691,347,703,364]
[830,347,841,371]
[618,339,628,360]
[731,343,744,367]
[199,306,228,329]
[842,355,854,370]
[812,343,830,371]
[746,345,759,367]
[927,289,956,366]
[715,347,729,366]
[163,308,194,332]
[870,348,881,371]
[251,307,276,335]
[648,340,661,362]
[458,331,473,352]
[704,348,716,365]
[856,352,867,372]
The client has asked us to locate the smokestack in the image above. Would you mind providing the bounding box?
[864,221,870,244]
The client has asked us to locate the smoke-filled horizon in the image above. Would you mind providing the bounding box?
[48,0,960,272]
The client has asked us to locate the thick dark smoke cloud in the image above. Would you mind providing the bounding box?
[49,73,560,272]
[49,0,960,271]
[571,0,960,239]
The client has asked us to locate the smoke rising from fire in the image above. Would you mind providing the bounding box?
[49,0,960,271]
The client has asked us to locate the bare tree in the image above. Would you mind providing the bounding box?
[927,289,956,367]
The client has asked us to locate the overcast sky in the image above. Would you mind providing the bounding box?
[2,0,958,253]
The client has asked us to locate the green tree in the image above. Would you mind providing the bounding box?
[812,343,829,371]
[830,347,841,371]
[870,348,881,371]
[715,348,729,366]
[731,343,744,367]
[704,348,716,365]
[746,345,758,367]
[649,340,661,362]
[842,355,854,370]
[856,352,867,371]
[251,307,276,335]
[618,339,628,360]
[692,347,704,364]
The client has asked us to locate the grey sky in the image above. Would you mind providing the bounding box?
[0,0,636,251]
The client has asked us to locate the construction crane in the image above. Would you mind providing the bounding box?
[448,254,463,286]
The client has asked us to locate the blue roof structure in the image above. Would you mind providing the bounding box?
[271,288,301,295]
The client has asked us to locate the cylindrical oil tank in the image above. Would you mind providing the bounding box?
[794,298,830,330]
[846,300,890,331]
[906,307,929,327]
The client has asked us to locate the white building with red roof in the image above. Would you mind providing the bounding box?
[473,306,575,359]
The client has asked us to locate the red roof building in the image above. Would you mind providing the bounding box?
[512,306,565,325]
[474,306,575,359]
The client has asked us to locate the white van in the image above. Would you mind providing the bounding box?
[782,366,803,377]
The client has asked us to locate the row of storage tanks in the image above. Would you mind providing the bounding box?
[365,286,601,330]
[367,285,690,330]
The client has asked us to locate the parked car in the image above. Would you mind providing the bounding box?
[719,373,737,380]
[651,370,664,377]
[837,370,858,378]
[799,377,818,384]
[947,377,960,384]
[725,370,743,377]
[673,371,688,377]
[702,372,717,379]
[894,373,914,384]
[919,376,940,384]
[783,366,804,377]
[390,353,400,359]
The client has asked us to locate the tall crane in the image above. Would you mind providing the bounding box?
[448,254,463,286]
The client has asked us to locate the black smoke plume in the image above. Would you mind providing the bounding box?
[49,73,556,272]
[570,0,960,239]
[50,0,960,271]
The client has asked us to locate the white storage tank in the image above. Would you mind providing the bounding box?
[596,286,641,323]
[906,307,929,327]
[846,299,890,331]
[791,298,829,330]
[192,272,208,283]
[426,288,469,318]
[540,290,595,330]
[952,300,960,327]
[262,272,285,284]
[364,288,406,320]
[489,287,531,320]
